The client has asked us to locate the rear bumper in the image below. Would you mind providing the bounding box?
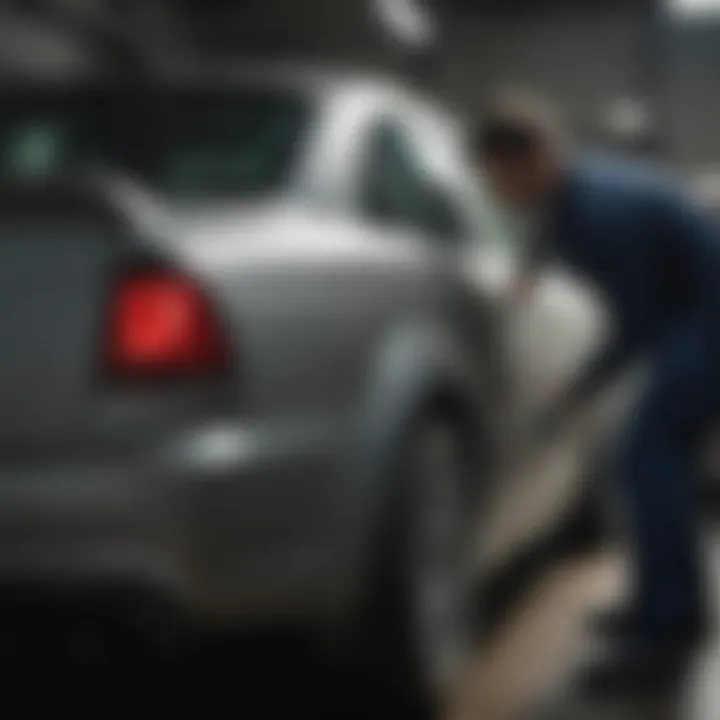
[0,420,354,629]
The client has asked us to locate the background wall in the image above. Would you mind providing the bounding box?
[662,16,720,170]
[436,1,651,143]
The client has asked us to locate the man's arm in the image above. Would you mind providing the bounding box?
[544,183,709,427]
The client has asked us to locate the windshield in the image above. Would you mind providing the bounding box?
[0,87,312,197]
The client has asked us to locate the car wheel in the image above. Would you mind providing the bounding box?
[358,410,478,717]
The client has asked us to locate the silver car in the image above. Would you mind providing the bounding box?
[0,67,615,713]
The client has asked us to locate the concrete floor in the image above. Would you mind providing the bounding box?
[451,536,719,720]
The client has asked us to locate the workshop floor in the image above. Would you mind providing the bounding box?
[2,535,718,720]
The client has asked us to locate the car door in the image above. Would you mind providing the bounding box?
[356,103,610,563]
[501,256,611,550]
[357,108,505,394]
[354,107,519,534]
[433,133,612,562]
[360,107,533,554]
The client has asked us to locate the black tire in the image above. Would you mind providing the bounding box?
[352,407,479,718]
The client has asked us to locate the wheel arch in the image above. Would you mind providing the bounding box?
[336,320,493,608]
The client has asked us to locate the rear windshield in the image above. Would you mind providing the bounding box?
[0,87,312,197]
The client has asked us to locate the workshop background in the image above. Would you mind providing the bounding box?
[2,2,720,720]
[3,0,720,170]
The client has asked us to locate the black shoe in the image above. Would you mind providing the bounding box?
[590,605,708,644]
[576,636,693,698]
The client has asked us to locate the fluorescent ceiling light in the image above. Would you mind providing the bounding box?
[669,0,720,17]
[373,0,437,49]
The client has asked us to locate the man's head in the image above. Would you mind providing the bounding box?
[475,90,567,211]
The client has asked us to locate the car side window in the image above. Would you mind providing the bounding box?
[362,120,423,227]
[361,118,465,243]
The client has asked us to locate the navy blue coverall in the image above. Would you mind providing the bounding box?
[546,156,720,640]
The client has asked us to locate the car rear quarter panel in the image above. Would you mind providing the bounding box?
[177,208,445,422]
[171,210,486,608]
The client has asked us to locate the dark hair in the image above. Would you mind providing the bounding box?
[475,90,564,161]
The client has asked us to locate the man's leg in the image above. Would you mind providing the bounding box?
[590,432,654,637]
[623,381,705,638]
[580,322,712,695]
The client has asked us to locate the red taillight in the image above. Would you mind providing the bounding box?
[106,268,230,379]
